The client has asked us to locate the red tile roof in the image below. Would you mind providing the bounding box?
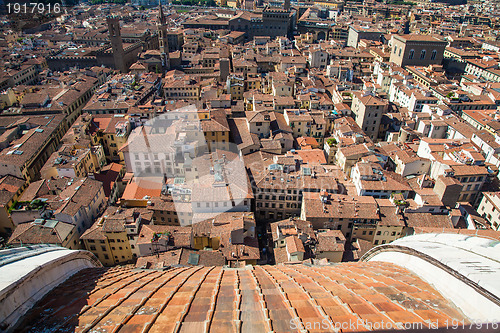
[20,262,468,332]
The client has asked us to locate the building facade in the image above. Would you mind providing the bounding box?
[390,35,447,67]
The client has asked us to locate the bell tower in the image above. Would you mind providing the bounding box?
[157,2,170,72]
[106,15,126,73]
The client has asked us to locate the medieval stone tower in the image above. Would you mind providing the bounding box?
[106,15,126,73]
[157,3,170,72]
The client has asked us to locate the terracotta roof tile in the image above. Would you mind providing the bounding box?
[19,262,470,332]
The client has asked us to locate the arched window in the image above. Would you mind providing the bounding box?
[408,49,415,59]
[420,50,426,59]
[431,50,437,60]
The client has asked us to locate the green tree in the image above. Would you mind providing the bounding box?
[326,138,337,146]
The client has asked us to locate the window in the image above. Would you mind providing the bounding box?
[420,50,426,59]
[90,245,96,251]
[408,49,414,59]
[376,231,381,235]
[431,50,437,60]
[398,47,402,57]
[374,240,379,245]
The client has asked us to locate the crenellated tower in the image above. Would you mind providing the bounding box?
[106,15,126,73]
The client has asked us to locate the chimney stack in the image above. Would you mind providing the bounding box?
[284,0,290,11]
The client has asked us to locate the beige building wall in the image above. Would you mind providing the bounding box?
[83,238,114,266]
[315,250,343,262]
[62,229,81,250]
[373,225,404,245]
[83,229,133,266]
[477,193,500,230]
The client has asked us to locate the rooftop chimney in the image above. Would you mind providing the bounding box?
[284,0,290,11]
[319,190,329,203]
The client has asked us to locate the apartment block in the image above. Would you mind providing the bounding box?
[350,92,388,140]
[81,207,153,265]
